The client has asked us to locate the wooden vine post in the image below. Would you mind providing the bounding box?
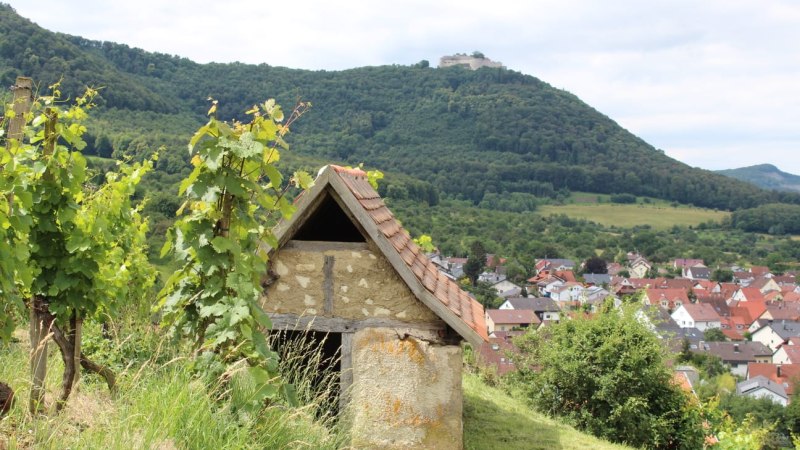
[7,76,48,415]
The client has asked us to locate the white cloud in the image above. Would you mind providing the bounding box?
[8,0,800,173]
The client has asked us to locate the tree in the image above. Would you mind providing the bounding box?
[583,256,608,274]
[513,302,705,448]
[712,268,734,282]
[463,241,487,286]
[704,328,727,342]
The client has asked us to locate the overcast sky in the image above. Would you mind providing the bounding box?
[9,0,800,174]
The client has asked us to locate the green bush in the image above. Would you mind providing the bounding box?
[512,303,704,448]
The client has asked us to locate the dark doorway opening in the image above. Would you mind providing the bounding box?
[270,329,343,416]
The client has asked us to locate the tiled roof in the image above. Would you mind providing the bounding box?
[778,345,800,364]
[737,299,767,322]
[694,341,771,363]
[486,309,539,325]
[680,303,721,322]
[746,363,800,395]
[737,375,787,399]
[739,287,766,302]
[328,166,488,344]
[504,297,560,312]
[477,337,518,376]
[674,258,705,268]
[765,302,800,321]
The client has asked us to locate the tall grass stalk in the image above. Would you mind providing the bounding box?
[0,322,349,449]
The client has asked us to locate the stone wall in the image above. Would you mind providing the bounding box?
[262,241,441,324]
[348,328,463,449]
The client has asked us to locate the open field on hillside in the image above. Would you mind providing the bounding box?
[538,203,729,230]
[463,373,630,450]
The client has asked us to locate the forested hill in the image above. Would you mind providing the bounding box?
[2,4,798,211]
[717,164,800,194]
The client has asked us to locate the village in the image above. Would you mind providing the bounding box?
[429,252,800,406]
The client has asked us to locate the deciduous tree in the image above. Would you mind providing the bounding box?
[513,302,704,448]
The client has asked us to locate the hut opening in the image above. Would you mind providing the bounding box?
[270,329,343,415]
[293,192,365,242]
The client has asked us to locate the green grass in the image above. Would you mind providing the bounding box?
[463,373,630,450]
[538,202,729,230]
[2,324,628,449]
[0,328,345,449]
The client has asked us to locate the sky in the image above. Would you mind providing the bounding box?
[9,0,800,174]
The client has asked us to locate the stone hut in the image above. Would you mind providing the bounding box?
[261,165,488,449]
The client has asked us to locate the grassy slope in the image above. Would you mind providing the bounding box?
[2,329,625,449]
[538,203,729,230]
[0,329,343,449]
[463,373,630,450]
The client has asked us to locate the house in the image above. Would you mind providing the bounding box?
[489,278,522,298]
[643,288,690,310]
[693,280,719,292]
[671,303,721,331]
[674,258,706,270]
[750,266,772,278]
[733,271,755,286]
[549,282,585,303]
[479,271,505,285]
[610,277,637,296]
[583,273,612,286]
[733,300,767,327]
[538,278,566,298]
[703,296,732,319]
[628,278,659,290]
[726,305,761,336]
[477,337,518,376]
[674,366,700,397]
[430,254,465,279]
[629,256,652,279]
[750,277,781,294]
[732,287,766,303]
[684,266,711,281]
[499,297,560,322]
[760,303,800,322]
[581,286,611,306]
[751,321,800,352]
[606,262,624,276]
[554,270,578,283]
[773,345,800,365]
[746,363,800,396]
[692,342,772,377]
[656,278,696,291]
[736,376,788,406]
[485,309,539,334]
[534,258,576,274]
[261,165,487,448]
[774,275,797,286]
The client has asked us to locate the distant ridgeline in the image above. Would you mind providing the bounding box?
[2,3,799,211]
[717,164,800,194]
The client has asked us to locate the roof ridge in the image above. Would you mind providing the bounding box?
[329,164,368,177]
